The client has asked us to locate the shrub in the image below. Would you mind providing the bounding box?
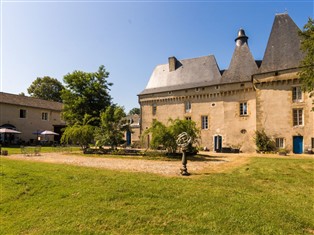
[142,119,200,154]
[254,130,276,153]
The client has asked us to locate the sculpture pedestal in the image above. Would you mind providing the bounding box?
[180,150,190,176]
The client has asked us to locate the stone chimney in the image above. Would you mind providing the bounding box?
[235,28,248,47]
[168,56,177,72]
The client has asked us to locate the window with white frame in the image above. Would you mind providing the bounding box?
[292,86,302,102]
[240,102,248,116]
[185,101,191,113]
[185,116,191,121]
[152,103,157,115]
[293,109,303,126]
[42,112,48,121]
[275,138,285,149]
[201,116,208,130]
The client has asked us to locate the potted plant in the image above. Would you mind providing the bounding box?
[278,148,288,156]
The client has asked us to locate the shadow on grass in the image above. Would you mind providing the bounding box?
[162,154,227,162]
[75,149,229,163]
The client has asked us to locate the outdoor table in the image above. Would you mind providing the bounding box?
[21,146,41,156]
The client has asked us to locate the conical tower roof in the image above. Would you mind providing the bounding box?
[259,13,304,73]
[221,29,258,83]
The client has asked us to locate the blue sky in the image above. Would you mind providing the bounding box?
[0,1,313,112]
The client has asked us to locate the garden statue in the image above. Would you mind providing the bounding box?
[176,132,192,176]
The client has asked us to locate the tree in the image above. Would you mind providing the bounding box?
[298,17,314,96]
[61,65,112,126]
[254,129,276,153]
[94,105,128,149]
[27,76,64,102]
[168,118,200,153]
[143,120,175,152]
[60,114,96,150]
[128,107,140,115]
[143,119,200,153]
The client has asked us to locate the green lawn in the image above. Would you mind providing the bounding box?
[1,146,80,155]
[1,157,313,234]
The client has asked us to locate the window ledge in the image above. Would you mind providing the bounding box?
[292,100,304,103]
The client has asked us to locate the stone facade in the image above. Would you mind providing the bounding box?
[254,71,314,153]
[138,14,314,153]
[0,92,66,144]
[124,114,141,146]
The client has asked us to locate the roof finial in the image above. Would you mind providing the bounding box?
[235,28,248,46]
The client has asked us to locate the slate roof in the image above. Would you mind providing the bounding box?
[258,13,304,73]
[139,13,304,96]
[221,29,258,83]
[139,55,222,95]
[125,114,140,128]
[0,92,63,111]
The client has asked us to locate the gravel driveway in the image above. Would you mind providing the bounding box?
[5,152,251,177]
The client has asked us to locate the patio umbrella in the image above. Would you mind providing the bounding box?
[41,130,59,135]
[32,130,42,135]
[32,130,43,141]
[0,128,21,134]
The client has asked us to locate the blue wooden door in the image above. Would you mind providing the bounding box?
[293,136,303,154]
[126,130,131,146]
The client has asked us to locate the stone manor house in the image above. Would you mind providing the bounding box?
[0,92,65,145]
[138,13,314,153]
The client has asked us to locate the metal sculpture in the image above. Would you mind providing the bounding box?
[176,132,192,176]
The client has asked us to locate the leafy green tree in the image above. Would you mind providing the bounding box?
[298,17,314,96]
[254,129,276,153]
[143,120,175,152]
[143,119,200,153]
[168,118,200,153]
[94,105,128,149]
[61,65,112,126]
[128,107,140,115]
[61,114,97,150]
[27,76,64,102]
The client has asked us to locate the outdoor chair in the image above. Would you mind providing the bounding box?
[21,146,31,156]
[34,146,41,156]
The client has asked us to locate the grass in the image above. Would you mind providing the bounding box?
[0,146,81,155]
[1,156,313,234]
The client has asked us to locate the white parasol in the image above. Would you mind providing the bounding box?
[41,130,59,135]
[0,128,22,134]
